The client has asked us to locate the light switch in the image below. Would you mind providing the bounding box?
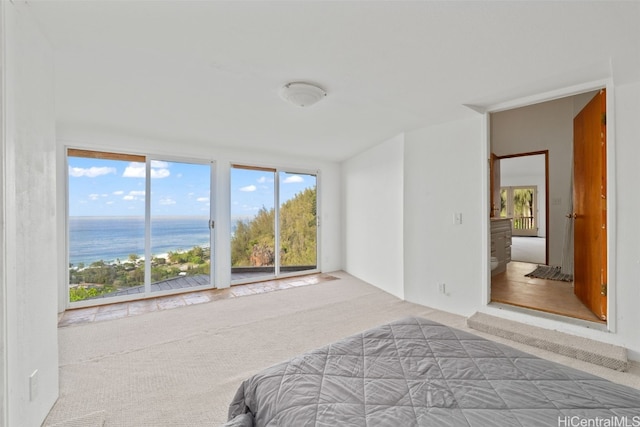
[454,212,463,225]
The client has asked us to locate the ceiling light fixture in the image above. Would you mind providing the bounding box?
[279,82,327,107]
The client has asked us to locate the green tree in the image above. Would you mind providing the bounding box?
[231,187,316,267]
[279,187,317,266]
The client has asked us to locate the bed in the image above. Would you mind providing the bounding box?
[223,317,640,426]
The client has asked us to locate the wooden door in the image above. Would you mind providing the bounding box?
[573,89,607,320]
[490,153,500,217]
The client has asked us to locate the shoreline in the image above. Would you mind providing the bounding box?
[69,243,211,268]
[68,215,213,267]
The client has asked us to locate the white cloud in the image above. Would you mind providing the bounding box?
[69,166,116,178]
[197,197,209,203]
[113,190,124,195]
[257,176,267,184]
[150,160,169,168]
[159,197,176,205]
[122,162,170,179]
[283,175,304,184]
[122,162,145,178]
[239,185,256,192]
[85,193,108,201]
[123,190,145,201]
[151,168,170,179]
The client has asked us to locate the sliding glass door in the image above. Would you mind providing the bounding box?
[230,166,276,281]
[150,160,213,293]
[67,149,214,305]
[279,172,317,274]
[230,166,318,284]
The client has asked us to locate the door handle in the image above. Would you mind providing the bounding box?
[565,213,577,219]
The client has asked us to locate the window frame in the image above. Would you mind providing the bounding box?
[66,147,216,308]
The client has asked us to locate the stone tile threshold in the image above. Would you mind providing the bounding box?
[59,273,339,327]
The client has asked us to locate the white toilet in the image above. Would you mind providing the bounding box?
[490,256,499,271]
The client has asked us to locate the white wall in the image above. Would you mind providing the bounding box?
[350,83,640,359]
[3,2,59,425]
[491,97,574,265]
[403,117,484,315]
[0,2,6,422]
[610,81,640,358]
[56,130,342,306]
[342,134,404,298]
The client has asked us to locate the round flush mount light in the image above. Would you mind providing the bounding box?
[279,82,327,107]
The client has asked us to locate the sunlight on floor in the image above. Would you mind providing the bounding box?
[510,236,545,264]
[59,273,339,327]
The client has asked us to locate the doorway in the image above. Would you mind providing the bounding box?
[489,89,607,324]
[498,153,547,265]
[230,165,319,284]
[67,149,215,306]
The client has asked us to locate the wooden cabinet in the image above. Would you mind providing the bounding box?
[491,218,512,275]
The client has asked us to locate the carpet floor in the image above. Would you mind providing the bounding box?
[44,271,640,426]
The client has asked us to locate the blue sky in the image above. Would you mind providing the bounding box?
[68,156,315,218]
[230,168,315,221]
[68,157,211,217]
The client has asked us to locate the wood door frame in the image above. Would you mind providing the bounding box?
[495,151,549,266]
[482,80,616,331]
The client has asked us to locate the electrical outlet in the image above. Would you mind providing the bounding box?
[438,283,446,294]
[29,369,38,402]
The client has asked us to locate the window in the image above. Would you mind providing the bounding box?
[500,185,538,237]
[230,165,318,283]
[67,149,213,304]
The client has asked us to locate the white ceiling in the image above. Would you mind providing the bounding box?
[26,1,640,162]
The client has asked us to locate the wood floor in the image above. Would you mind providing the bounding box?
[491,261,605,324]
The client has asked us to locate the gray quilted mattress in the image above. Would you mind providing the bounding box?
[224,316,640,426]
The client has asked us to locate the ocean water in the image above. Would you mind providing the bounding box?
[69,216,211,266]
